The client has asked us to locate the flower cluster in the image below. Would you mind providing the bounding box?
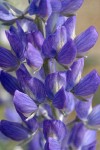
[0,0,100,149]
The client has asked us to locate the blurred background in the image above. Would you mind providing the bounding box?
[0,0,100,149]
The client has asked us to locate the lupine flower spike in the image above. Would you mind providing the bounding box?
[0,0,100,150]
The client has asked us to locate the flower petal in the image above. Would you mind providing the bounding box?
[6,26,25,61]
[57,40,77,66]
[0,47,19,71]
[17,111,38,132]
[87,105,100,130]
[75,26,98,56]
[53,88,75,114]
[82,130,97,148]
[16,64,31,91]
[0,71,23,95]
[28,0,52,18]
[55,26,67,51]
[45,72,66,100]
[28,31,44,49]
[66,58,84,91]
[61,0,84,15]
[28,132,44,150]
[68,123,86,149]
[0,120,29,141]
[46,12,66,36]
[50,0,61,12]
[17,18,38,32]
[63,16,76,40]
[43,119,67,141]
[0,4,16,22]
[75,98,92,120]
[13,90,37,115]
[5,107,21,122]
[42,34,57,58]
[45,137,61,150]
[28,77,46,103]
[25,43,43,70]
[73,70,100,97]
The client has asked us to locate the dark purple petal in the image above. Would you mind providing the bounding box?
[13,90,37,115]
[28,0,39,15]
[16,64,32,91]
[63,16,76,40]
[28,0,52,18]
[43,119,67,141]
[6,26,25,61]
[75,26,98,56]
[73,70,100,97]
[61,0,84,15]
[0,47,19,71]
[45,137,61,150]
[25,43,43,70]
[53,88,75,114]
[42,34,57,58]
[57,40,77,66]
[87,105,100,129]
[0,120,29,141]
[38,0,52,18]
[0,71,23,95]
[45,72,66,100]
[66,58,84,91]
[28,77,46,103]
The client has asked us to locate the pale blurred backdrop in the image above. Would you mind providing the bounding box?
[0,0,100,149]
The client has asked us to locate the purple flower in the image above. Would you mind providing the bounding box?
[53,87,75,114]
[57,39,77,66]
[43,119,67,140]
[6,25,26,61]
[13,90,37,117]
[72,70,100,98]
[86,105,100,130]
[28,0,52,18]
[0,120,29,141]
[25,43,43,70]
[45,71,66,100]
[0,71,23,95]
[0,47,19,71]
[27,77,46,103]
[61,0,84,15]
[28,131,44,150]
[66,58,84,91]
[42,34,57,58]
[16,64,31,91]
[75,26,98,57]
[68,122,97,149]
[75,98,92,120]
[0,0,100,148]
